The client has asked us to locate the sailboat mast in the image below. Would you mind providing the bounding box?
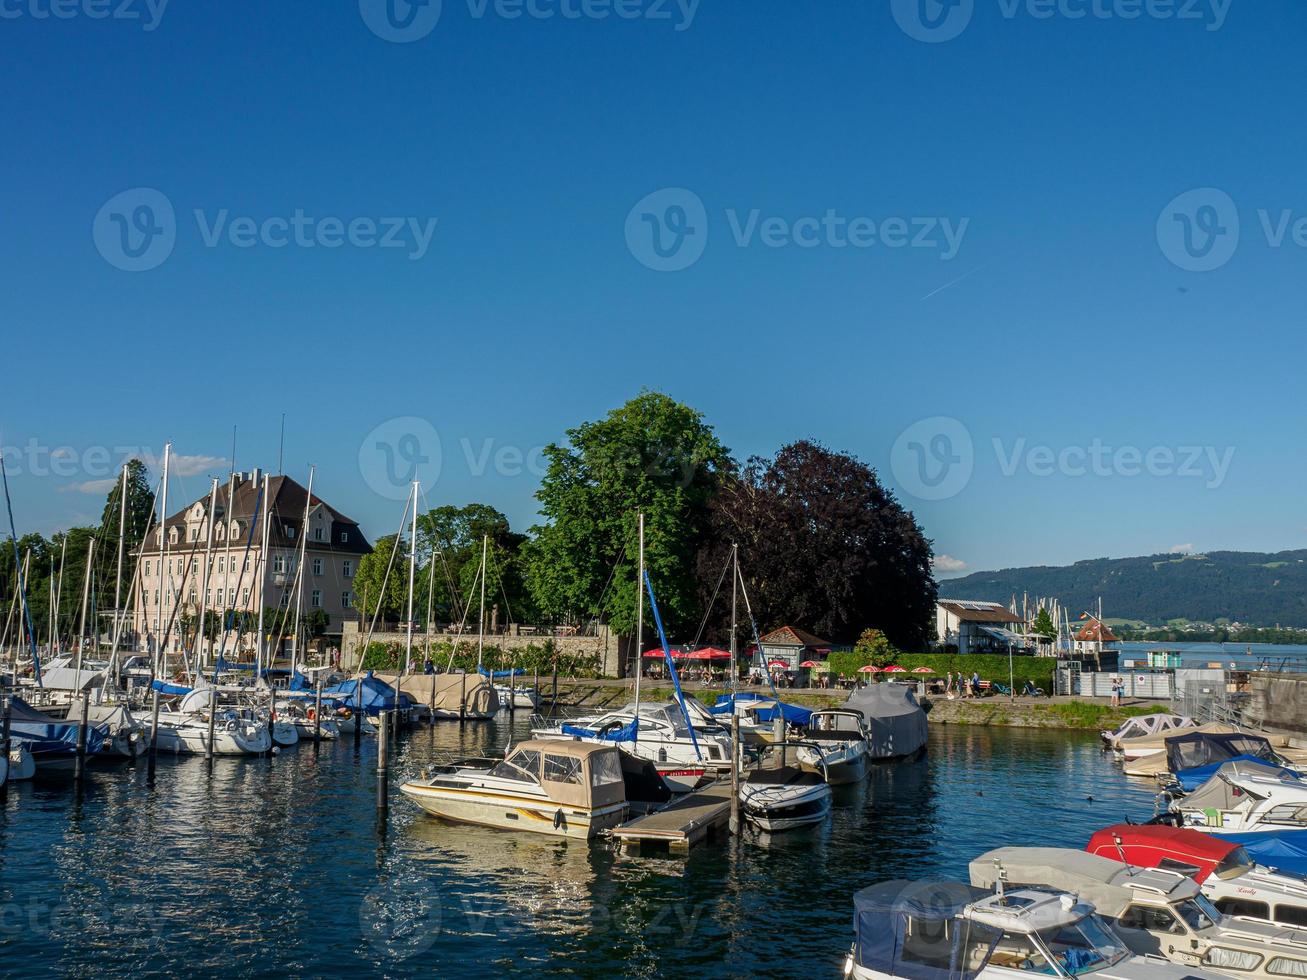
[290,466,314,680]
[195,478,219,676]
[633,512,644,719]
[74,537,96,676]
[254,471,271,677]
[54,535,67,657]
[112,463,127,653]
[218,472,235,669]
[403,481,418,675]
[155,443,171,678]
[729,542,738,701]
[476,534,487,670]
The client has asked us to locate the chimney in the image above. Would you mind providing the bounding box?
[250,466,262,487]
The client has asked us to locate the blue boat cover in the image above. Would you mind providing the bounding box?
[1175,755,1300,793]
[478,667,525,680]
[7,696,108,756]
[1166,732,1276,773]
[560,718,638,743]
[1217,830,1307,878]
[709,693,813,726]
[852,880,994,978]
[321,672,399,710]
[289,670,309,691]
[151,680,193,696]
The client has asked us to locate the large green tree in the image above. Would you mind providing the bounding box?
[351,534,410,622]
[699,440,937,649]
[525,392,734,638]
[416,503,533,625]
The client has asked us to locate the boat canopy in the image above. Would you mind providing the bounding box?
[708,694,813,726]
[844,683,928,758]
[151,679,193,697]
[6,696,108,755]
[1183,760,1304,811]
[561,718,638,743]
[1219,830,1307,878]
[322,672,400,710]
[1166,731,1278,773]
[852,880,995,980]
[1106,713,1193,743]
[496,739,626,809]
[1175,755,1300,793]
[1086,824,1244,882]
[371,671,497,714]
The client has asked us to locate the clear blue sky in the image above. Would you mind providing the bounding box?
[3,0,1305,578]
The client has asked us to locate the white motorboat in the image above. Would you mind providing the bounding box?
[1165,759,1307,834]
[1117,722,1238,762]
[333,708,376,736]
[400,739,629,839]
[846,880,1230,980]
[738,764,831,832]
[1101,713,1193,751]
[275,700,340,740]
[795,710,870,785]
[7,745,35,781]
[494,684,541,711]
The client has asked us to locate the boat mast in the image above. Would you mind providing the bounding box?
[633,512,644,731]
[403,480,418,675]
[195,478,218,678]
[476,534,487,671]
[289,466,314,681]
[112,463,127,662]
[218,472,236,674]
[729,541,738,702]
[54,534,67,657]
[154,443,172,679]
[255,471,272,678]
[74,536,96,677]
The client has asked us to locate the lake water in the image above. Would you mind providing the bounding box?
[1118,641,1307,670]
[0,718,1161,979]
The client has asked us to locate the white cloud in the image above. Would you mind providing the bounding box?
[933,554,969,575]
[58,478,118,495]
[1167,543,1194,554]
[137,452,227,477]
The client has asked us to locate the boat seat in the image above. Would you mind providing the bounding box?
[747,766,825,787]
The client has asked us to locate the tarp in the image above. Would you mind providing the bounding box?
[844,683,928,759]
[1175,756,1299,793]
[370,671,498,715]
[1217,830,1307,878]
[289,670,309,691]
[321,672,399,711]
[852,880,992,978]
[710,694,814,727]
[561,718,638,743]
[478,666,525,680]
[1166,731,1277,773]
[151,680,193,697]
[6,696,107,756]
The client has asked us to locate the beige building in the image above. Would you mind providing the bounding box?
[134,469,372,662]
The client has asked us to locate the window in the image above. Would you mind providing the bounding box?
[1205,948,1264,973]
[1267,957,1307,978]
[144,560,151,576]
[188,588,196,602]
[543,754,583,784]
[273,554,286,573]
[1216,899,1270,921]
[242,588,250,605]
[279,592,290,608]
[216,588,224,604]
[313,526,323,542]
[286,525,296,539]
[343,560,353,579]
[341,591,352,607]
[153,590,159,604]
[216,524,225,541]
[1120,905,1183,935]
[189,527,198,541]
[243,557,250,572]
[490,748,540,782]
[311,590,321,608]
[190,559,197,573]
[1158,858,1205,878]
[312,557,323,576]
[206,589,212,605]
[590,751,622,787]
[341,531,349,543]
[1277,906,1307,929]
[218,557,225,573]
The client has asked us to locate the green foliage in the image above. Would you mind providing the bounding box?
[352,534,409,621]
[1034,701,1171,728]
[361,639,600,678]
[417,503,535,625]
[852,628,900,668]
[526,391,734,637]
[1031,608,1058,642]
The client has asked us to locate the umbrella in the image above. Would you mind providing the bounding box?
[911,666,935,674]
[689,647,733,661]
[642,649,670,658]
[798,660,821,669]
[767,660,789,669]
[858,665,882,673]
[883,665,907,673]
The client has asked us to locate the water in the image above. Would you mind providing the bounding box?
[0,721,1160,979]
[1118,641,1307,671]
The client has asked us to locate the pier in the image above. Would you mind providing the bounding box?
[611,781,734,856]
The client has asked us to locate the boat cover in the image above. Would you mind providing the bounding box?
[561,718,638,743]
[1218,830,1307,877]
[708,694,813,726]
[844,683,928,759]
[1166,732,1277,773]
[6,697,108,755]
[151,680,193,697]
[370,672,497,714]
[852,880,994,979]
[322,672,400,710]
[478,667,524,679]
[1175,756,1300,793]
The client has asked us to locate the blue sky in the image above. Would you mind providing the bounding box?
[2,0,1305,578]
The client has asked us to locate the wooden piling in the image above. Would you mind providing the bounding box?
[147,688,161,780]
[74,693,90,780]
[729,714,741,835]
[376,710,389,812]
[313,679,322,745]
[459,671,467,724]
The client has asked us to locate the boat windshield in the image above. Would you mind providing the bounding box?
[1034,916,1130,977]
[1213,847,1254,879]
[1176,894,1223,932]
[489,748,541,783]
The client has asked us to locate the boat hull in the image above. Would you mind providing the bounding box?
[399,781,627,840]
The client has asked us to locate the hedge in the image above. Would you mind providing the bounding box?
[359,639,601,679]
[825,651,1056,689]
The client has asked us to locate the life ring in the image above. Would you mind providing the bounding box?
[307,708,316,720]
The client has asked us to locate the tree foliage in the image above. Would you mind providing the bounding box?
[1031,608,1058,642]
[417,503,533,625]
[351,534,410,622]
[525,392,734,637]
[700,440,937,649]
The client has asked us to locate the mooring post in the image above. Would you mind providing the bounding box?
[459,671,467,724]
[313,679,322,745]
[1,695,12,801]
[729,714,741,835]
[205,688,216,764]
[147,688,161,781]
[376,710,389,813]
[353,677,363,747]
[74,693,90,781]
[773,713,786,769]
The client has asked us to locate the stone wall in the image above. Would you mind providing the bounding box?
[341,620,622,676]
[1244,672,1307,736]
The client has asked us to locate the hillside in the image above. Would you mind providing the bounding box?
[942,550,1307,627]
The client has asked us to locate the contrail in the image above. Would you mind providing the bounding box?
[920,262,988,301]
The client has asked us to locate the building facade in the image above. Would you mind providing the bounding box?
[934,599,1028,654]
[134,469,372,661]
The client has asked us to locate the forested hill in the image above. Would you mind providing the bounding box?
[942,550,1307,627]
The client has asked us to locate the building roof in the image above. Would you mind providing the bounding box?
[937,599,1023,624]
[141,472,372,557]
[1075,619,1120,643]
[758,625,834,649]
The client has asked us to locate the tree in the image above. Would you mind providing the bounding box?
[525,392,734,638]
[351,534,410,622]
[1032,608,1058,644]
[854,627,900,667]
[417,503,534,625]
[97,458,154,612]
[700,440,937,649]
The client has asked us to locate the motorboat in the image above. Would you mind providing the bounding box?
[7,744,35,781]
[704,693,806,746]
[532,700,733,792]
[494,684,541,711]
[795,710,869,785]
[738,760,831,832]
[842,683,928,760]
[399,739,629,839]
[970,846,1307,978]
[1102,713,1193,751]
[1165,731,1290,776]
[1117,722,1239,762]
[1161,759,1307,834]
[1088,823,1307,929]
[846,880,1229,980]
[275,699,340,740]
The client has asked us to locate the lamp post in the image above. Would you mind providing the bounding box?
[1007,639,1015,704]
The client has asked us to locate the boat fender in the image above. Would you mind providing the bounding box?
[307,708,315,721]
[553,809,564,830]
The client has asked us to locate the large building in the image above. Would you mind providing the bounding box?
[934,599,1028,654]
[134,469,371,661]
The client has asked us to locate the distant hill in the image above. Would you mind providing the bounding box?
[942,550,1307,627]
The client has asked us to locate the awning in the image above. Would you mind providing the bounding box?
[978,626,1028,644]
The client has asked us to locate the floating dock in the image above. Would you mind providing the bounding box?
[611,782,734,855]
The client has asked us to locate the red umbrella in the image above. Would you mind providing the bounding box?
[767,660,789,669]
[689,647,733,661]
[798,660,821,668]
[912,666,935,674]
[883,665,907,673]
[858,665,882,674]
[642,648,673,658]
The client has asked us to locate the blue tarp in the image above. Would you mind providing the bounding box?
[321,672,400,711]
[6,696,108,756]
[478,667,525,680]
[289,670,309,691]
[709,693,812,727]
[1174,755,1300,793]
[561,718,639,743]
[1217,830,1307,878]
[151,680,193,697]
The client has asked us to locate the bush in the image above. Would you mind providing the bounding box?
[364,639,602,679]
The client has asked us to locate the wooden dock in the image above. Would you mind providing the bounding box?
[611,782,734,856]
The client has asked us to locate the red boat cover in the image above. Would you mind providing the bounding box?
[1086,823,1237,883]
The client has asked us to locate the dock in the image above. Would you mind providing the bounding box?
[612,782,734,856]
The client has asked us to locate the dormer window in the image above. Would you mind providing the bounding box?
[168,528,179,544]
[216,524,225,541]
[313,527,324,542]
[341,530,349,543]
[230,521,240,538]
[286,525,296,539]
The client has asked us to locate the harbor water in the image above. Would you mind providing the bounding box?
[0,719,1159,978]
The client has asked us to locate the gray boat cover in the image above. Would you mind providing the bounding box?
[843,683,928,759]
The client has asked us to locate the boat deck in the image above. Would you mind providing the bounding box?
[612,782,733,856]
